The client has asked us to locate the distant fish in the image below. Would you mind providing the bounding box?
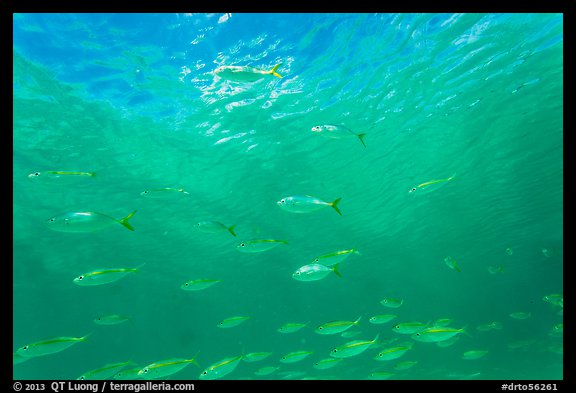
[506,247,514,255]
[47,210,137,232]
[254,366,279,376]
[195,221,236,237]
[369,314,398,324]
[73,265,144,286]
[199,355,243,380]
[476,321,503,332]
[461,350,488,360]
[217,316,250,328]
[279,350,313,364]
[408,174,455,195]
[28,171,96,183]
[237,239,288,253]
[138,354,200,379]
[277,195,343,216]
[542,294,563,307]
[140,188,190,200]
[241,352,272,363]
[487,265,504,274]
[393,360,418,370]
[277,322,308,334]
[380,298,404,308]
[181,279,221,291]
[313,357,343,370]
[315,317,361,335]
[444,256,461,272]
[93,314,131,325]
[214,64,283,83]
[17,334,91,357]
[311,124,367,147]
[78,360,134,380]
[292,263,342,282]
[432,318,453,327]
[509,311,531,320]
[368,371,395,380]
[312,248,360,266]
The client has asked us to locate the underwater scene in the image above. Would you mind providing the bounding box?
[13,13,563,380]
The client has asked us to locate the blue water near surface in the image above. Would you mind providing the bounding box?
[13,13,563,380]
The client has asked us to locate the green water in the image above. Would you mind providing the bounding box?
[13,13,562,380]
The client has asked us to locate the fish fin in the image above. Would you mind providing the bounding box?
[88,172,96,177]
[331,198,343,216]
[119,210,137,231]
[332,263,343,278]
[228,225,237,237]
[269,63,283,78]
[357,133,367,147]
[80,332,94,341]
[189,351,201,367]
[454,263,461,273]
[354,316,362,325]
[353,249,362,256]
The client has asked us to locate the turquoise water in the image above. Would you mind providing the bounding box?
[13,13,563,380]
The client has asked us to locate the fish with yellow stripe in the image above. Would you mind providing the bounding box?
[138,353,200,379]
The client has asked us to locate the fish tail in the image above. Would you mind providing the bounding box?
[454,263,461,273]
[228,225,237,237]
[269,63,283,78]
[88,172,96,177]
[133,263,147,272]
[119,210,137,231]
[357,133,367,147]
[189,351,201,367]
[354,316,362,325]
[80,332,94,342]
[353,249,362,256]
[332,263,343,278]
[330,198,343,216]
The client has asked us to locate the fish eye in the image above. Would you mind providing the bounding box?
[318,326,323,330]
[79,376,85,380]
[314,258,319,262]
[184,283,189,287]
[202,371,208,375]
[240,243,245,247]
[78,276,84,280]
[49,218,55,222]
[22,346,28,350]
[143,369,148,373]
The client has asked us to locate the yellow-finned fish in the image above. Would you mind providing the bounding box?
[329,333,379,358]
[277,195,343,216]
[73,264,144,286]
[312,248,361,266]
[46,210,137,232]
[315,317,361,335]
[412,326,466,343]
[408,174,455,194]
[77,360,134,380]
[311,124,367,147]
[217,316,250,328]
[93,314,131,325]
[199,355,243,380]
[181,279,222,291]
[444,256,461,272]
[28,171,96,183]
[195,221,236,237]
[17,334,91,357]
[237,239,288,253]
[214,64,283,83]
[277,322,309,333]
[140,188,190,200]
[138,354,200,379]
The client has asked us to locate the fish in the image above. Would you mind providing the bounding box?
[369,314,398,324]
[236,239,288,253]
[509,312,531,320]
[311,124,367,147]
[432,318,453,327]
[312,248,361,266]
[217,316,250,328]
[17,334,91,357]
[380,298,404,308]
[549,323,563,336]
[254,366,279,376]
[462,350,489,360]
[506,247,514,255]
[77,360,134,380]
[330,333,379,358]
[488,265,505,274]
[292,263,342,282]
[195,221,236,236]
[408,174,455,194]
[435,335,460,348]
[241,352,272,363]
[73,265,144,286]
[113,367,144,380]
[28,171,96,183]
[374,343,413,361]
[279,350,313,363]
[542,294,563,306]
[476,321,503,331]
[315,317,361,335]
[368,371,395,380]
[199,355,243,380]
[214,64,283,83]
[313,357,343,370]
[181,279,221,291]
[411,326,466,343]
[140,188,190,200]
[392,322,428,334]
[46,210,137,232]
[444,256,461,272]
[93,314,131,325]
[393,360,418,370]
[277,195,343,216]
[277,322,308,333]
[138,354,200,379]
